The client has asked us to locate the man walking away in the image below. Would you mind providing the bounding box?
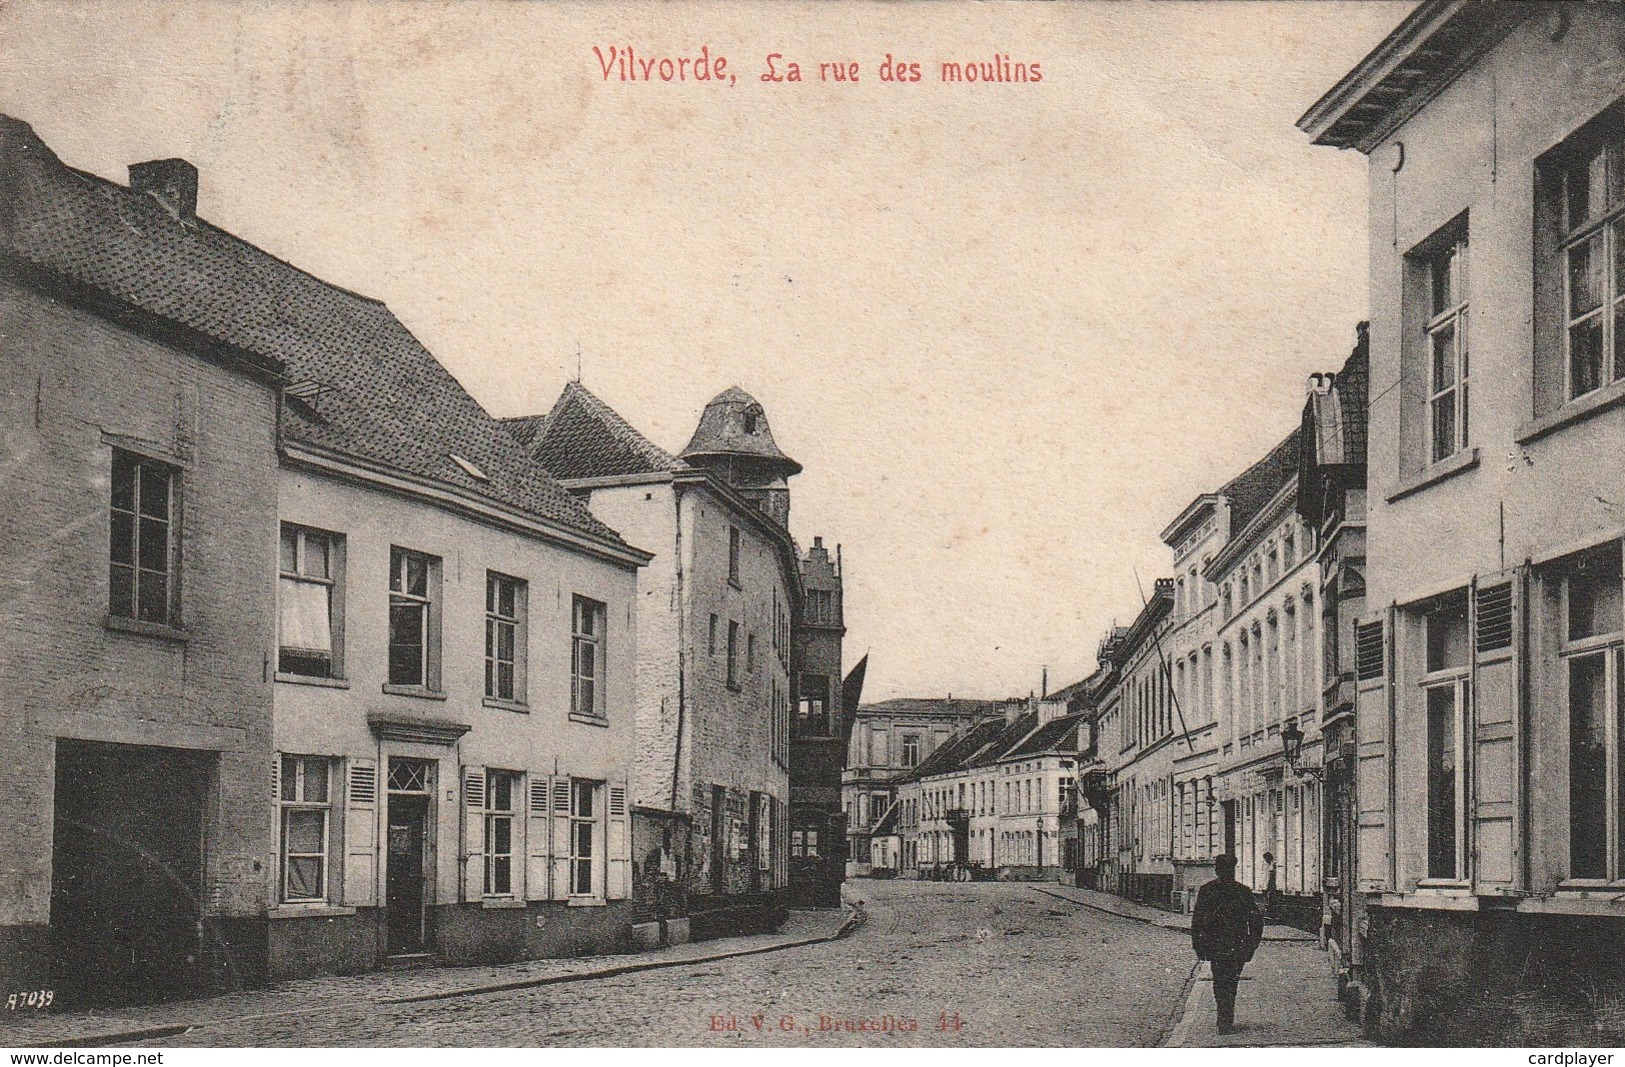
[1191,853,1265,1034]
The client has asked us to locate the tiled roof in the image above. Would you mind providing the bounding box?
[1220,427,1302,534]
[856,698,1005,721]
[512,380,682,481]
[871,803,899,836]
[1003,712,1086,760]
[966,711,1041,769]
[1042,676,1097,707]
[0,115,630,551]
[895,718,1008,785]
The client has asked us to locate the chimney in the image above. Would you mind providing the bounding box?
[129,158,198,222]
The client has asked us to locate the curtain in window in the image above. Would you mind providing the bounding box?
[279,577,332,653]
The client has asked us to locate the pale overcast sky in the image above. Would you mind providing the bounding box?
[0,1,1415,702]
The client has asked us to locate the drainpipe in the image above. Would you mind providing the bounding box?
[670,483,688,812]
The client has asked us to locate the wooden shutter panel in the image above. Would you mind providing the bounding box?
[464,766,486,903]
[607,781,629,900]
[526,776,552,901]
[1355,610,1393,891]
[1471,575,1521,890]
[344,759,379,907]
[551,776,573,900]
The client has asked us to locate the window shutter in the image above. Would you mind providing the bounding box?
[463,766,486,902]
[526,776,551,901]
[271,754,281,800]
[1355,612,1393,891]
[551,776,573,900]
[606,781,629,900]
[344,759,379,907]
[1470,576,1520,889]
[1475,583,1513,653]
[1355,621,1385,681]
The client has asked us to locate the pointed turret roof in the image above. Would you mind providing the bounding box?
[679,386,801,476]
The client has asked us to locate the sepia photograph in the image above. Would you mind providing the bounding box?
[1,0,1623,1052]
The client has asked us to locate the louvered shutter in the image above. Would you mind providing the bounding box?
[607,781,629,900]
[526,776,552,900]
[270,754,282,901]
[344,759,379,906]
[1471,573,1521,890]
[463,766,486,902]
[1354,611,1393,891]
[551,776,573,900]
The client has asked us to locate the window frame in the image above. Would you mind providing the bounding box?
[1424,233,1471,463]
[727,526,742,588]
[483,770,518,897]
[1559,552,1625,884]
[279,755,334,904]
[388,546,440,691]
[484,572,527,705]
[278,523,343,679]
[109,448,179,626]
[1420,597,1470,884]
[571,595,607,721]
[726,620,740,689]
[568,778,600,898]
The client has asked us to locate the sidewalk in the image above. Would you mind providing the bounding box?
[1031,882,1315,942]
[1165,943,1369,1047]
[1028,883,1365,1047]
[0,908,858,1048]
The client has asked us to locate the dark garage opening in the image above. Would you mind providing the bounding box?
[51,739,214,1006]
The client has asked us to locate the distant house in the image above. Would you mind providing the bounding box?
[843,697,1007,876]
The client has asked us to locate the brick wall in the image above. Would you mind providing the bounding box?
[0,278,280,988]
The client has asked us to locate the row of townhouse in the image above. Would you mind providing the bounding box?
[1077,1,1625,1042]
[1292,0,1625,1042]
[0,114,859,1007]
[868,696,1088,881]
[841,696,1002,875]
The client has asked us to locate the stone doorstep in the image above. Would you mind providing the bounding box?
[2,907,858,1049]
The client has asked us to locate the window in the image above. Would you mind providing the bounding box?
[709,613,718,656]
[388,547,438,688]
[484,771,517,896]
[572,596,606,719]
[1423,595,1469,880]
[1562,547,1625,880]
[109,449,176,625]
[1550,114,1625,401]
[792,825,820,859]
[279,755,332,903]
[1424,231,1470,462]
[569,778,599,896]
[747,633,756,673]
[726,620,740,687]
[901,734,921,768]
[279,524,341,677]
[755,793,773,872]
[869,727,889,767]
[806,589,833,625]
[798,674,829,735]
[485,573,525,703]
[728,526,741,587]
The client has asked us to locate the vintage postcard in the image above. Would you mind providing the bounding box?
[2,0,1622,1053]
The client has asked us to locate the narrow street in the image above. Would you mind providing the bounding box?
[134,881,1193,1047]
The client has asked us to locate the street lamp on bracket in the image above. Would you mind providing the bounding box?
[1280,719,1322,781]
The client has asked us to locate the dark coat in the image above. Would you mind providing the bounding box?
[1191,877,1264,963]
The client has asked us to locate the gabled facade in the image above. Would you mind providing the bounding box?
[1302,1,1625,1040]
[508,381,801,939]
[789,537,857,907]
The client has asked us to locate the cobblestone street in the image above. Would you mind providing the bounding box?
[110,881,1195,1047]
